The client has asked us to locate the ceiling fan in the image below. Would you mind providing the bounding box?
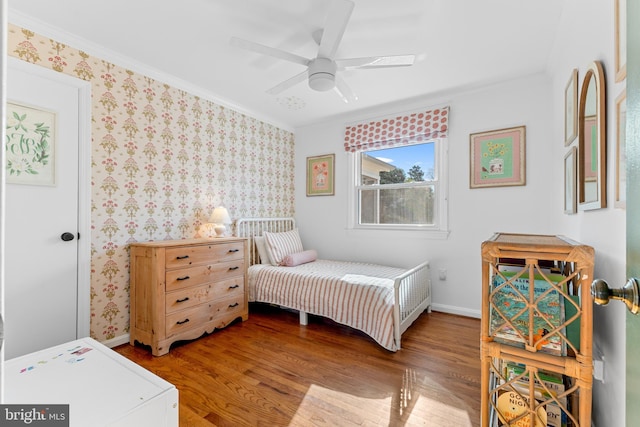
[230,0,417,103]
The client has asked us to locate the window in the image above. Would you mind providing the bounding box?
[344,106,449,236]
[351,140,448,233]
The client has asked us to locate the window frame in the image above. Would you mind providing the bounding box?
[347,138,449,238]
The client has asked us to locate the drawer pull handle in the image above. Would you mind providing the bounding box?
[177,276,190,281]
[176,318,190,325]
[176,297,190,303]
[176,255,190,260]
[228,266,239,271]
[228,284,240,289]
[228,249,239,253]
[228,302,239,308]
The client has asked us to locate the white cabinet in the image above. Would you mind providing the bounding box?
[4,337,178,427]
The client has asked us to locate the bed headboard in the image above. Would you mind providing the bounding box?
[235,217,296,265]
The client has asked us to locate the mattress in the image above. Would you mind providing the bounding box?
[248,259,406,351]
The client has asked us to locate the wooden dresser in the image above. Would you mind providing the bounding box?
[129,237,248,356]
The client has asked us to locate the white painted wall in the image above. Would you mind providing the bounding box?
[296,0,627,424]
[295,73,554,319]
[548,1,626,426]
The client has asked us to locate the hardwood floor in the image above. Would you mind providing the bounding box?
[114,305,481,426]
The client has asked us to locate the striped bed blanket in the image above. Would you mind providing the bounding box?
[248,259,406,351]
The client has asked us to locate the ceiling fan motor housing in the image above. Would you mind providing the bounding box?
[308,57,337,91]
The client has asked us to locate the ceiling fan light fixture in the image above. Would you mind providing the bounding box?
[309,72,335,91]
[308,57,337,92]
[231,1,416,101]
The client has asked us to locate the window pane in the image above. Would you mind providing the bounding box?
[359,185,435,225]
[359,187,378,224]
[360,143,435,185]
[355,140,446,230]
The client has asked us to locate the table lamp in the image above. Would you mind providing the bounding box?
[209,206,231,237]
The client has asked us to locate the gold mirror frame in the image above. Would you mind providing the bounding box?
[578,61,607,210]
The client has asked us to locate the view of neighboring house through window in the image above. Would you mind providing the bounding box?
[355,140,447,231]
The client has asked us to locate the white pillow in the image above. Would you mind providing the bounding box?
[253,236,273,265]
[263,229,304,265]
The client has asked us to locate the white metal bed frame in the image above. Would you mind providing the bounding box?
[235,217,432,349]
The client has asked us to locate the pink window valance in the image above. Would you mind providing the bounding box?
[343,106,449,153]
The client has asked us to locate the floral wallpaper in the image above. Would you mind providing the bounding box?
[7,25,296,343]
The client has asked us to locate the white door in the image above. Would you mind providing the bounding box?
[627,1,640,423]
[4,58,91,359]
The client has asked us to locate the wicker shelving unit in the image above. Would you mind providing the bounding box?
[480,233,594,427]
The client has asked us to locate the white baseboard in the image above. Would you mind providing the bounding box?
[100,334,130,349]
[431,303,481,319]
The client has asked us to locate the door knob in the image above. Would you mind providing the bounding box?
[60,232,75,242]
[591,278,640,314]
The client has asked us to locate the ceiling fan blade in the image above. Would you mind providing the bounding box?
[230,36,311,67]
[336,55,416,70]
[334,75,358,103]
[266,70,309,95]
[318,0,355,59]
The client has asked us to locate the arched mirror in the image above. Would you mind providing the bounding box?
[578,61,607,210]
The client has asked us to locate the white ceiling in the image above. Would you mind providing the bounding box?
[9,0,566,130]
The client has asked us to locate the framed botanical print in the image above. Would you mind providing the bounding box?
[564,147,577,214]
[615,0,627,82]
[564,69,578,146]
[469,126,526,188]
[306,154,335,196]
[616,89,627,208]
[5,102,56,185]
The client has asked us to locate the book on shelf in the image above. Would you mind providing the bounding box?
[494,388,567,427]
[504,363,568,427]
[564,295,581,356]
[494,388,548,427]
[491,362,569,427]
[505,363,564,394]
[490,271,567,356]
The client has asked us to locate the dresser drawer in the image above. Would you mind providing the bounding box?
[211,295,246,320]
[165,284,212,314]
[165,297,245,338]
[165,304,214,338]
[165,260,245,291]
[165,241,244,269]
[165,277,243,313]
[210,276,244,298]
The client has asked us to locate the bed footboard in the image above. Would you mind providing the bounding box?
[393,261,432,348]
